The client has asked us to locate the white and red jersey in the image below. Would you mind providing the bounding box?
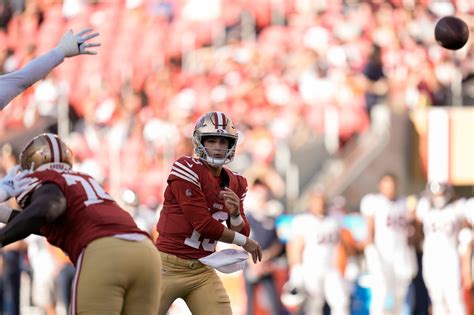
[361,194,413,259]
[416,197,471,258]
[16,168,149,266]
[156,156,250,260]
[290,214,340,271]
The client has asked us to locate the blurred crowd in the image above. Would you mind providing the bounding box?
[0,0,473,314]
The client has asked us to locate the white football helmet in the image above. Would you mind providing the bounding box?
[426,181,453,209]
[192,111,238,166]
[19,133,73,171]
[280,281,306,313]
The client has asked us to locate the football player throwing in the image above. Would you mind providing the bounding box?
[155,111,262,315]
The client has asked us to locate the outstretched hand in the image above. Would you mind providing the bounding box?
[57,28,101,58]
[0,166,35,202]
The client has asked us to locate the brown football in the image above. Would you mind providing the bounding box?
[434,16,470,50]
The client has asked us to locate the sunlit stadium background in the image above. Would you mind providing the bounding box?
[0,0,472,314]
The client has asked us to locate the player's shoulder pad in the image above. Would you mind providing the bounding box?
[169,156,203,188]
[360,193,379,215]
[226,168,247,184]
[225,167,248,195]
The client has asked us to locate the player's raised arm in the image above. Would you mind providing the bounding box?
[0,28,100,109]
[0,183,67,248]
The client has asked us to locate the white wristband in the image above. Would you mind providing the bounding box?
[232,232,247,246]
[0,204,14,224]
[230,214,243,226]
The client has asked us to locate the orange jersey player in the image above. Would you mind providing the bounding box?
[0,133,161,315]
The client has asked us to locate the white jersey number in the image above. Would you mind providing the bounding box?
[184,211,228,252]
[63,174,113,206]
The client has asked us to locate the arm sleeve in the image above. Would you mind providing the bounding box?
[454,198,474,226]
[415,197,430,221]
[0,48,65,109]
[170,180,225,241]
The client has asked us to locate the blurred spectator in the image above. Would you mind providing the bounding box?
[243,180,284,315]
[360,173,418,315]
[26,235,58,315]
[361,44,387,118]
[120,188,159,236]
[0,144,26,315]
[53,250,74,315]
[0,0,13,30]
[1,243,25,315]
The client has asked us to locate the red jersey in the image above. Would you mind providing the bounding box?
[16,168,149,266]
[156,156,250,259]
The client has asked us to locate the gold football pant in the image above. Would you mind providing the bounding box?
[72,237,161,315]
[158,251,232,315]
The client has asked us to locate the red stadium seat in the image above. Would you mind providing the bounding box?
[36,5,65,54]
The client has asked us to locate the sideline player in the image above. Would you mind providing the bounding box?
[0,133,161,314]
[0,28,100,109]
[360,173,418,315]
[286,191,351,315]
[155,111,262,315]
[415,182,472,315]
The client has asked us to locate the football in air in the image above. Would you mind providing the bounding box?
[434,16,470,50]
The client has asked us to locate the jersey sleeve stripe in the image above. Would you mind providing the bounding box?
[170,171,201,188]
[170,167,200,186]
[174,162,199,181]
[171,166,200,184]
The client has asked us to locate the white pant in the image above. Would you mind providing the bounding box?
[303,269,349,315]
[422,253,465,315]
[364,245,414,315]
[368,269,411,315]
